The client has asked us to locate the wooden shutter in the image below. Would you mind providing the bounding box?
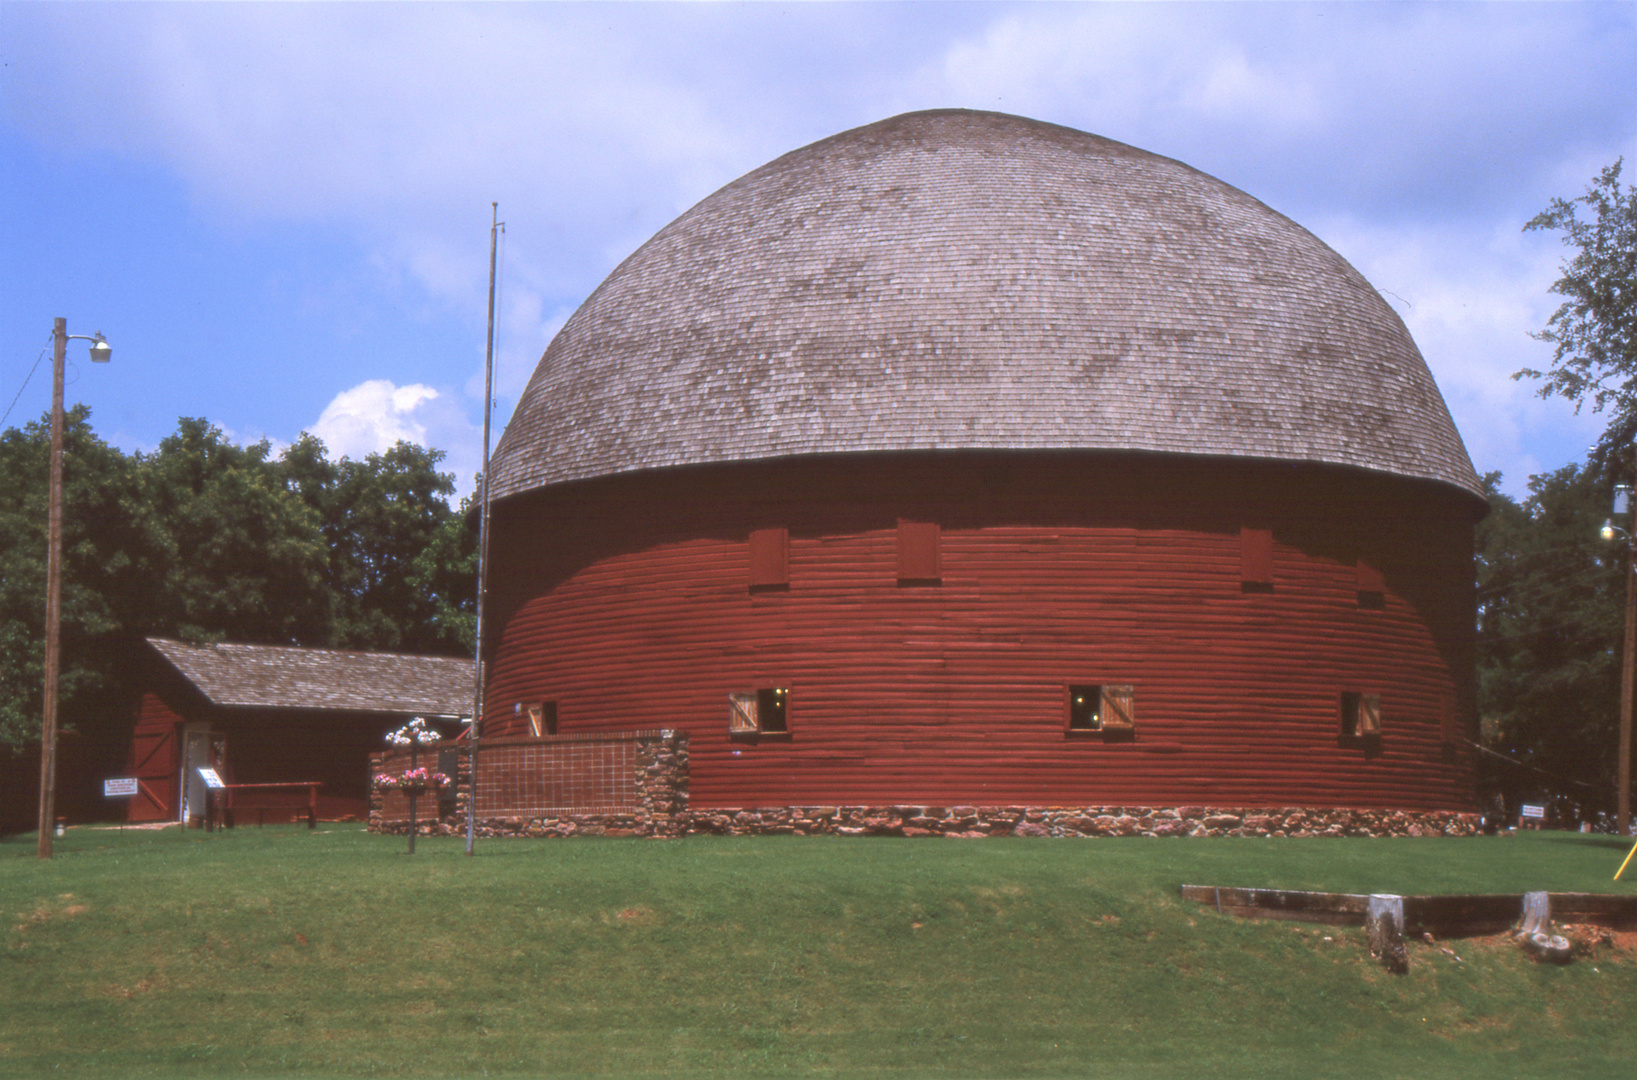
[1100,685,1135,732]
[1357,694,1382,736]
[729,691,759,733]
[897,520,941,582]
[748,528,789,588]
[1240,527,1273,586]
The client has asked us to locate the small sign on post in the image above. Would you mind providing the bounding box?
[104,777,138,832]
[1521,804,1546,828]
[197,768,225,789]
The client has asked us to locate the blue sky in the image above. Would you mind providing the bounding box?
[3,2,1634,501]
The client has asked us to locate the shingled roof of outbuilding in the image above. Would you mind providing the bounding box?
[148,638,474,716]
[491,109,1480,502]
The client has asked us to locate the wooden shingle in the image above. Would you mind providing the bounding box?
[490,109,1480,505]
[147,638,474,717]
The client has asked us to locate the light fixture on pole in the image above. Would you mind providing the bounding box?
[1603,480,1635,838]
[38,319,113,859]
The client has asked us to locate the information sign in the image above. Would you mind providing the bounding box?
[104,778,139,798]
[197,767,225,789]
[1520,804,1546,820]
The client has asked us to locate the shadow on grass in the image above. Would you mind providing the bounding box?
[1535,832,1637,852]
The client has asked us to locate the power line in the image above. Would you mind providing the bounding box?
[1,338,52,429]
[1463,738,1602,795]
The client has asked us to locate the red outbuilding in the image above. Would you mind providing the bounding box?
[130,638,472,824]
[466,110,1486,838]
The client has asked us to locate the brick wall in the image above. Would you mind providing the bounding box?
[369,730,689,838]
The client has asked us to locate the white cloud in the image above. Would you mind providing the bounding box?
[308,379,482,502]
[1314,215,1604,494]
[4,2,1632,497]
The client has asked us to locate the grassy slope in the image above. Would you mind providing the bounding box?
[3,826,1635,1079]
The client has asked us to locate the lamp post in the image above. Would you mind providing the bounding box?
[1602,480,1634,837]
[37,318,111,859]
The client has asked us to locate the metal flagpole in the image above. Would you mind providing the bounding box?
[468,203,502,856]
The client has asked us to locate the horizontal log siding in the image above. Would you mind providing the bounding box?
[485,453,1481,813]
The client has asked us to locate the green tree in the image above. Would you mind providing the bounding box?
[1475,465,1624,819]
[0,407,160,749]
[0,411,476,753]
[1517,158,1637,453]
[140,419,330,645]
[275,435,474,654]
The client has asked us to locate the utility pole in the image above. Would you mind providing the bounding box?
[37,320,67,859]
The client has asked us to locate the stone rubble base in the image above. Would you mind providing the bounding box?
[371,804,1481,839]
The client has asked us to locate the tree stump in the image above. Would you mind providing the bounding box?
[1516,892,1573,962]
[1366,894,1408,974]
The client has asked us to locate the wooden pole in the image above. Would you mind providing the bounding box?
[37,319,66,859]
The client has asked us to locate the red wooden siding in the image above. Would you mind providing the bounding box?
[484,452,1481,814]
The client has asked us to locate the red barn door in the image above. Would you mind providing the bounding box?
[127,719,178,822]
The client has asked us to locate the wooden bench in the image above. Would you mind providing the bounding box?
[220,782,323,829]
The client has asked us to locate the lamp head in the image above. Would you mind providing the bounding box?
[88,333,111,364]
[1603,520,1619,542]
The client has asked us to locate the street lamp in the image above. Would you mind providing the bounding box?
[37,318,113,859]
[1603,480,1635,838]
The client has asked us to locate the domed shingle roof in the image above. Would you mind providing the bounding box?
[491,109,1480,501]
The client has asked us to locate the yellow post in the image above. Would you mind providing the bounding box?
[1616,836,1637,881]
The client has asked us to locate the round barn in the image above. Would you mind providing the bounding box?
[476,110,1486,838]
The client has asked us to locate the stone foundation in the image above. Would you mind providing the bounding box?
[369,728,1478,840]
[456,804,1480,839]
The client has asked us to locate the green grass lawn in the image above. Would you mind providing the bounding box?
[3,825,1635,1079]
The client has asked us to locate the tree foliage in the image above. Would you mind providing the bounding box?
[1517,158,1637,453]
[1475,464,1625,819]
[0,412,476,750]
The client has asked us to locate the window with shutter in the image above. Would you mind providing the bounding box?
[517,701,557,737]
[1340,692,1382,739]
[1066,684,1135,737]
[897,520,941,584]
[1357,694,1382,736]
[730,688,790,738]
[1240,526,1273,591]
[748,527,789,589]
